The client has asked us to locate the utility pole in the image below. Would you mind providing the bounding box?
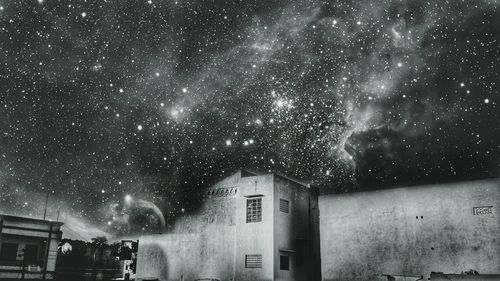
[43,191,49,220]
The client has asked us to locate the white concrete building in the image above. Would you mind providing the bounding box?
[136,172,500,281]
[137,170,321,281]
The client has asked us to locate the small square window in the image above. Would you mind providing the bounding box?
[280,255,290,271]
[246,198,262,223]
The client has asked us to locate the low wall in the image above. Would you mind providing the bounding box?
[319,178,500,281]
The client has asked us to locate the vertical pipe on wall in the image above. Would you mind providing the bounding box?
[232,223,237,281]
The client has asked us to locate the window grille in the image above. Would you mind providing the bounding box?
[246,198,262,223]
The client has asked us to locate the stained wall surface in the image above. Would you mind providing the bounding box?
[136,171,276,281]
[319,178,500,281]
[273,175,321,281]
[136,230,236,281]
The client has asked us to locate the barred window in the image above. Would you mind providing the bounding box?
[245,254,262,268]
[279,199,289,213]
[246,198,262,223]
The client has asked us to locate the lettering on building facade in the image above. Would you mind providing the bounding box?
[206,187,238,198]
[472,206,494,215]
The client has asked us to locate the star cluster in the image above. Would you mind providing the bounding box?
[0,0,499,233]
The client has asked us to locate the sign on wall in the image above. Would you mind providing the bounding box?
[472,206,494,215]
[206,187,238,198]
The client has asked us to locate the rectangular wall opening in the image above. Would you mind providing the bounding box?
[280,255,290,271]
[245,254,262,268]
[280,199,289,213]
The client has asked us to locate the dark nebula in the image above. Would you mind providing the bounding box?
[0,0,498,235]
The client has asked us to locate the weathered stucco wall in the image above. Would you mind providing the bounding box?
[319,178,500,281]
[137,229,236,281]
[235,174,275,281]
[136,171,276,281]
[273,176,321,281]
[137,172,241,281]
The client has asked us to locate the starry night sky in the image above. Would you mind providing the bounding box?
[0,0,499,236]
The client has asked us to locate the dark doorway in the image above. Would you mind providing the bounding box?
[24,244,38,263]
[0,243,18,261]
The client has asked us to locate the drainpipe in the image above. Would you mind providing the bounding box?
[232,223,237,281]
